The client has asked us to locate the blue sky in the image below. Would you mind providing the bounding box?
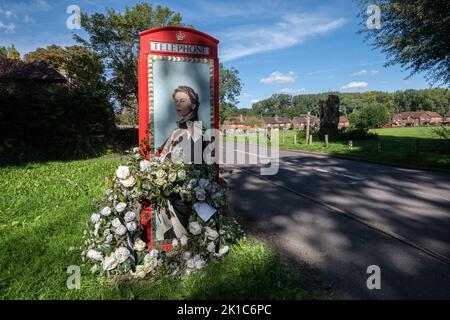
[0,0,436,108]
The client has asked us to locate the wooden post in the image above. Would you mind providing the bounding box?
[305,112,311,145]
[294,133,297,144]
[325,134,329,148]
[309,135,313,145]
[234,135,238,164]
[377,142,383,152]
[348,140,353,150]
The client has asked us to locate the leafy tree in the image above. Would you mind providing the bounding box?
[357,0,450,86]
[0,47,7,58]
[349,103,390,129]
[74,3,184,113]
[219,63,242,124]
[6,44,20,60]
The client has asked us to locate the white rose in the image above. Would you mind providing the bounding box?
[168,172,177,183]
[90,213,101,224]
[134,239,147,251]
[114,247,130,263]
[132,265,147,278]
[178,169,186,180]
[206,241,216,253]
[116,166,130,179]
[121,176,136,188]
[133,147,140,154]
[115,202,127,213]
[86,249,103,261]
[180,235,188,246]
[100,207,111,216]
[124,211,136,222]
[205,227,219,241]
[172,239,178,247]
[155,178,165,186]
[193,255,206,270]
[126,221,137,232]
[139,160,150,172]
[182,251,192,261]
[195,187,206,201]
[219,245,229,256]
[198,178,210,190]
[188,222,202,235]
[156,169,166,179]
[102,255,118,271]
[186,258,195,269]
[111,218,122,229]
[114,225,127,236]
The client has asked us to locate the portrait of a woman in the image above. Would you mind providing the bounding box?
[154,85,212,241]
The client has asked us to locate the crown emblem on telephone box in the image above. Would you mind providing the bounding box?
[176,31,185,41]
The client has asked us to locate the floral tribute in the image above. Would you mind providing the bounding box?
[81,148,243,278]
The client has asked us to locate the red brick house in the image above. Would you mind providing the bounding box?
[261,114,292,129]
[444,110,450,125]
[292,115,318,130]
[338,116,349,129]
[391,111,442,127]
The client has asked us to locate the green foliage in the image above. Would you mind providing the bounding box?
[75,2,184,113]
[356,0,450,85]
[6,44,20,60]
[0,46,7,58]
[432,126,450,140]
[349,103,390,129]
[0,83,114,164]
[0,158,311,299]
[219,63,242,124]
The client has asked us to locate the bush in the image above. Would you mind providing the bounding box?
[0,82,115,164]
[349,103,390,129]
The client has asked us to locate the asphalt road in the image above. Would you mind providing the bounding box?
[219,141,450,299]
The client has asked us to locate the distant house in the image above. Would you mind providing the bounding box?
[0,58,68,86]
[338,116,349,129]
[391,111,442,127]
[261,114,292,129]
[292,115,318,130]
[222,114,260,130]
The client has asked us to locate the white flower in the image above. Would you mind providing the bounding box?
[156,169,166,179]
[168,172,177,183]
[114,225,127,236]
[100,207,111,216]
[126,221,137,232]
[139,160,150,172]
[149,249,159,257]
[115,202,127,213]
[182,251,192,261]
[116,166,130,179]
[205,227,219,240]
[90,213,101,224]
[134,239,147,251]
[178,169,186,180]
[114,247,130,263]
[189,179,197,187]
[195,187,206,201]
[132,264,147,278]
[186,258,195,269]
[105,234,113,243]
[121,176,136,188]
[155,178,165,186]
[93,222,100,237]
[198,178,210,190]
[188,221,202,235]
[180,235,188,246]
[124,211,136,222]
[219,245,229,256]
[207,241,216,253]
[111,218,122,229]
[133,147,140,154]
[193,255,206,270]
[172,239,178,247]
[86,249,103,261]
[102,255,118,271]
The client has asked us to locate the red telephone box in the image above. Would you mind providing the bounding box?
[138,26,219,251]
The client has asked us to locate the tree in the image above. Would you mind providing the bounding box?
[357,0,450,86]
[219,63,242,124]
[349,103,390,129]
[0,47,7,58]
[6,44,20,60]
[74,3,184,113]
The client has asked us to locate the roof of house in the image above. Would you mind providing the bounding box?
[393,111,442,120]
[0,58,66,82]
[339,116,349,122]
[292,115,317,124]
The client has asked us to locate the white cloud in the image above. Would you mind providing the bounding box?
[0,21,16,33]
[341,81,368,91]
[251,99,260,105]
[220,13,346,62]
[35,0,50,12]
[23,14,35,24]
[352,69,379,76]
[261,71,297,84]
[278,88,306,95]
[0,8,15,17]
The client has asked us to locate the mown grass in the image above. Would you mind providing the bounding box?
[226,127,450,169]
[0,156,311,300]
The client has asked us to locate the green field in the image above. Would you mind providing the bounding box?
[226,127,450,169]
[0,156,312,299]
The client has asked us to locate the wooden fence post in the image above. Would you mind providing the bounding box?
[325,134,329,148]
[348,140,353,150]
[377,142,383,152]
